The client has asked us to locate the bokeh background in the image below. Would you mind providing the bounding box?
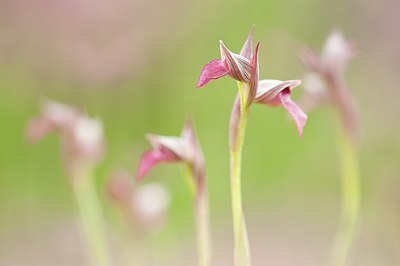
[0,0,399,265]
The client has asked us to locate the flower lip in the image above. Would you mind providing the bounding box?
[196,59,229,88]
[255,79,301,104]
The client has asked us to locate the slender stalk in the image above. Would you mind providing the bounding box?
[330,130,360,266]
[195,185,211,266]
[229,82,251,266]
[184,164,212,266]
[72,165,111,266]
[325,75,360,266]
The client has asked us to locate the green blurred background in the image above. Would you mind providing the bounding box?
[1,0,399,265]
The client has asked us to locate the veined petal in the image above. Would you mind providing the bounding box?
[136,149,178,181]
[240,25,255,60]
[196,59,229,88]
[255,79,301,104]
[146,134,189,160]
[279,89,307,137]
[247,42,260,107]
[220,41,252,83]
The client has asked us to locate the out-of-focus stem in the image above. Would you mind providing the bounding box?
[195,185,211,266]
[72,165,111,266]
[185,164,212,266]
[331,130,361,266]
[229,82,251,266]
[330,130,360,266]
[325,74,360,266]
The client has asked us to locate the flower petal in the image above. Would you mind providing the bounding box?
[220,41,252,83]
[279,89,307,137]
[240,25,255,60]
[255,79,301,104]
[147,134,188,160]
[321,30,356,74]
[25,117,56,143]
[135,149,178,181]
[247,42,260,107]
[196,59,229,88]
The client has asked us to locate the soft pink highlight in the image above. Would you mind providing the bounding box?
[196,59,229,88]
[136,148,178,181]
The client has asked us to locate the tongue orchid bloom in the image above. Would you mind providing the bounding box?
[135,119,211,266]
[136,119,205,186]
[301,30,357,140]
[197,27,307,137]
[26,99,104,174]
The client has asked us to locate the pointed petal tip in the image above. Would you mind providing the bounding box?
[197,59,229,88]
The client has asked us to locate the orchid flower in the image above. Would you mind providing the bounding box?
[196,26,307,266]
[26,99,110,266]
[301,31,360,266]
[26,99,104,174]
[107,169,170,231]
[197,27,307,137]
[135,119,211,266]
[301,30,358,140]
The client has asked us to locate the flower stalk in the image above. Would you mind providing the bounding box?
[185,163,212,266]
[229,82,251,266]
[330,129,360,266]
[72,164,111,266]
[329,72,360,266]
[301,31,360,266]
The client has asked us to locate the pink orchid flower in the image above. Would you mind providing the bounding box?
[136,120,211,265]
[26,99,104,173]
[301,31,357,108]
[301,30,358,140]
[136,119,205,188]
[198,26,307,136]
[196,37,254,88]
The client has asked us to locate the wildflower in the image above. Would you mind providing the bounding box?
[136,119,205,189]
[26,99,104,174]
[136,119,211,266]
[197,27,307,136]
[301,31,360,266]
[26,99,110,266]
[196,26,307,266]
[301,30,357,140]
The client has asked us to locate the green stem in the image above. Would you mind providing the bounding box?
[72,165,111,266]
[330,131,360,266]
[230,82,251,266]
[184,165,212,266]
[195,186,212,266]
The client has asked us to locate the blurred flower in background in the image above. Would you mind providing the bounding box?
[107,169,170,231]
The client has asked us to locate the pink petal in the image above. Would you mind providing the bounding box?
[25,117,56,143]
[136,149,177,181]
[196,59,229,88]
[220,41,252,82]
[247,42,260,106]
[240,25,255,60]
[279,89,308,137]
